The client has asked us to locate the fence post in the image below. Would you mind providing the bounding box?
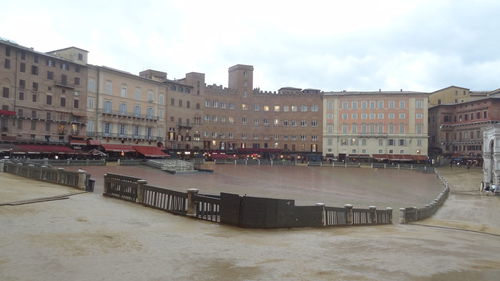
[77,169,87,190]
[187,188,199,216]
[369,206,377,224]
[344,204,353,225]
[28,164,35,178]
[39,165,44,180]
[16,163,23,175]
[103,173,108,194]
[57,168,65,184]
[399,208,406,224]
[386,207,393,224]
[315,203,326,226]
[136,179,147,204]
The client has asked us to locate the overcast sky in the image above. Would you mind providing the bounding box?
[2,0,499,92]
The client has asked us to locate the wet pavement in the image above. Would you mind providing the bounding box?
[1,166,500,281]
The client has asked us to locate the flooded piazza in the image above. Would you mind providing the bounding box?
[66,164,444,212]
[1,165,500,281]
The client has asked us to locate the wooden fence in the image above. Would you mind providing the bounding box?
[3,161,92,191]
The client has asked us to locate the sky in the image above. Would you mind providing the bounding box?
[1,0,499,92]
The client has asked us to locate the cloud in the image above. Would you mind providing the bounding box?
[2,0,500,92]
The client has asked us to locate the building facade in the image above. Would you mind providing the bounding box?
[86,66,166,147]
[197,65,323,154]
[428,91,500,157]
[428,86,488,107]
[322,91,429,160]
[0,39,88,145]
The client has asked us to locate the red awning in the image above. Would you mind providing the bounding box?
[70,139,87,145]
[14,145,76,154]
[0,110,16,116]
[413,155,428,161]
[100,144,135,152]
[211,153,236,159]
[87,139,101,146]
[237,148,281,153]
[372,154,389,160]
[133,146,169,157]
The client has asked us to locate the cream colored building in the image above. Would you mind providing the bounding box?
[86,66,166,146]
[428,86,488,107]
[322,91,429,160]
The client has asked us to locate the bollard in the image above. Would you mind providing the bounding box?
[187,188,199,216]
[399,208,407,224]
[0,160,4,173]
[369,206,377,224]
[386,207,393,224]
[315,203,326,226]
[136,179,148,204]
[77,169,87,190]
[344,204,353,225]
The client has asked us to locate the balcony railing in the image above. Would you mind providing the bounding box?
[55,81,75,89]
[99,110,159,121]
[176,122,192,130]
[94,132,163,141]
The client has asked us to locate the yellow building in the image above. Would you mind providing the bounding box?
[428,86,488,107]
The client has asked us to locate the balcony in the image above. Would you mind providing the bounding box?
[100,110,158,121]
[177,122,192,130]
[95,132,162,142]
[55,81,75,89]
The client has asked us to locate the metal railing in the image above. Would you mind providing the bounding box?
[194,194,220,222]
[141,185,187,215]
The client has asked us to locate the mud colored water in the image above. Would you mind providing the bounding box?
[2,167,500,281]
[70,165,444,211]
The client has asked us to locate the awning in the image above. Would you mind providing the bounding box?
[387,154,414,161]
[88,149,107,157]
[0,110,16,116]
[348,154,371,159]
[372,154,389,160]
[14,145,76,154]
[100,144,135,152]
[133,146,169,157]
[211,153,236,159]
[413,155,428,161]
[70,139,87,146]
[87,139,101,146]
[237,148,281,153]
